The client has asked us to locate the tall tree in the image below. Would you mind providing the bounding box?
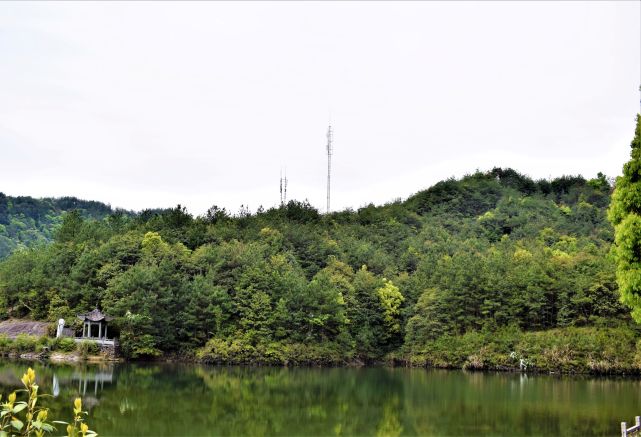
[609,114,641,320]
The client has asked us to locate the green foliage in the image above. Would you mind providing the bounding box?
[50,338,76,353]
[63,396,97,437]
[0,336,12,355]
[13,335,38,354]
[75,341,100,358]
[376,279,404,337]
[0,336,79,355]
[403,325,640,373]
[0,167,624,366]
[0,368,96,437]
[0,194,128,259]
[609,114,641,320]
[196,338,347,366]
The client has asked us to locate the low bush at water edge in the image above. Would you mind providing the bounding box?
[194,326,641,373]
[0,335,101,356]
[398,325,641,374]
[197,338,351,366]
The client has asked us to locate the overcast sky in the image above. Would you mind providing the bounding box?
[1,2,640,215]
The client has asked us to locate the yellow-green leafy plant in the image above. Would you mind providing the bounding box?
[0,368,96,437]
[55,397,95,437]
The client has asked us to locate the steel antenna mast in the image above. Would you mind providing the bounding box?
[283,168,288,205]
[326,125,333,214]
[279,168,288,206]
[280,169,283,206]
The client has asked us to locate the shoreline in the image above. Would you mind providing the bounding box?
[5,352,637,377]
[1,323,639,377]
[0,351,122,364]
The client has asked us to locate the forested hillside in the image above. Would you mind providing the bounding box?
[0,194,123,259]
[0,168,634,371]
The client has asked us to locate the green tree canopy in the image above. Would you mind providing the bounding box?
[609,114,641,321]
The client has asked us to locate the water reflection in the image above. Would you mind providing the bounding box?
[48,366,114,398]
[0,362,636,436]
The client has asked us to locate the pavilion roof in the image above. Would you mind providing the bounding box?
[77,308,113,322]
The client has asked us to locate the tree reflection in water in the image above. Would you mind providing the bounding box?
[0,362,638,436]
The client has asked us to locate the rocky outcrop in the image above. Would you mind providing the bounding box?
[0,320,50,338]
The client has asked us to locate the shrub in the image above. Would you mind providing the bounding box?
[0,335,12,354]
[48,337,77,352]
[56,338,77,352]
[197,338,348,366]
[46,322,58,337]
[405,326,640,374]
[76,341,100,358]
[13,334,38,353]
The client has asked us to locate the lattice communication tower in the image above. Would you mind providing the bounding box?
[326,125,333,213]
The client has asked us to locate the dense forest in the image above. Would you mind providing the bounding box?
[0,168,636,371]
[0,194,124,259]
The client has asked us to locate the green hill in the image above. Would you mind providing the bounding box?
[0,168,635,372]
[0,193,128,259]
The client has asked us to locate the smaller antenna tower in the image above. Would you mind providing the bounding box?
[326,125,333,214]
[280,168,288,206]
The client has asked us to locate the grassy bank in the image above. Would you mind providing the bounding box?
[196,338,351,366]
[396,325,641,374]
[0,334,100,357]
[194,326,641,373]
[3,328,637,375]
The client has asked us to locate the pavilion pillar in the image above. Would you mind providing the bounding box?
[104,325,108,339]
[98,323,102,339]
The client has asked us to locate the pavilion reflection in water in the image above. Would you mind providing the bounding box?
[52,366,114,398]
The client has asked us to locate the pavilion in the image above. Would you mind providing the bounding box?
[77,309,114,345]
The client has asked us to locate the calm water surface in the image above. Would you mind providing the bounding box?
[0,361,638,436]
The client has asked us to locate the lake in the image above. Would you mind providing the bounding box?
[0,361,638,436]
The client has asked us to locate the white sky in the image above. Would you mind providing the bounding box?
[1,1,640,215]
